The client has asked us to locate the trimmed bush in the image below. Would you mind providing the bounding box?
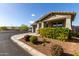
[29,36,37,44]
[51,44,64,56]
[24,35,30,41]
[38,27,69,41]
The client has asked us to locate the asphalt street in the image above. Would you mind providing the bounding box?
[0,30,31,56]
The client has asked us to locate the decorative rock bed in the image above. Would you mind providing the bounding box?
[20,35,79,56]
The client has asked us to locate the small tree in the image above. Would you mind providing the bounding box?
[19,24,29,31]
[0,26,8,31]
[11,26,16,30]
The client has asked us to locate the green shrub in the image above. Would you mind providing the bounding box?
[0,26,8,31]
[38,27,69,41]
[24,35,30,41]
[51,44,64,56]
[71,32,79,37]
[74,52,79,56]
[19,24,29,31]
[29,36,37,44]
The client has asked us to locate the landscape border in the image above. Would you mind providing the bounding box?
[11,33,46,56]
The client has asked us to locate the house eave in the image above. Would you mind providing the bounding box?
[31,11,76,25]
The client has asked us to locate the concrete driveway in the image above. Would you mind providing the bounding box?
[0,30,31,56]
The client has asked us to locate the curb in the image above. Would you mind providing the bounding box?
[11,33,46,56]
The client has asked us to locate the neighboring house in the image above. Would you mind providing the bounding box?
[31,12,76,33]
[72,26,79,32]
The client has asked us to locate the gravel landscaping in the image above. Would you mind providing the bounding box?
[20,35,79,56]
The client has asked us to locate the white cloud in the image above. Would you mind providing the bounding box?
[29,20,34,24]
[31,14,35,16]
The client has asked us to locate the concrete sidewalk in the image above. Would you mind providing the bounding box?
[11,33,46,56]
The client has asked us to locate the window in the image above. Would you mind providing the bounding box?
[52,22,64,27]
[53,23,57,26]
[57,22,64,27]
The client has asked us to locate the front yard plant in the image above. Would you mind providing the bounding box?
[38,27,69,41]
[51,44,64,56]
[42,38,47,46]
[23,35,30,41]
[29,36,37,44]
[74,52,79,56]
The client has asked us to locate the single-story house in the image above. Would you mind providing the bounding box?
[31,12,76,33]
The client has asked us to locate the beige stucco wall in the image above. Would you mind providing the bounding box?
[32,14,72,33]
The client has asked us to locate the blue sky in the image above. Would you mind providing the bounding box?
[0,3,79,26]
